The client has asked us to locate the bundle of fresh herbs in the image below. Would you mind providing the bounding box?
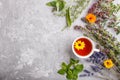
[46,0,120,79]
[46,0,90,28]
[57,58,84,80]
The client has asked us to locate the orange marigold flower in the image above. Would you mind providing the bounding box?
[104,59,114,69]
[86,13,96,23]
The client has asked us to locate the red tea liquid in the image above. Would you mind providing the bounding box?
[74,38,93,56]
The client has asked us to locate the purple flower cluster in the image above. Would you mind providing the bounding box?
[87,51,108,64]
[79,69,94,77]
[79,52,108,77]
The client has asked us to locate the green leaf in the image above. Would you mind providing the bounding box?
[75,60,79,63]
[46,1,56,7]
[57,58,83,80]
[73,75,78,80]
[75,64,84,72]
[61,62,67,71]
[66,8,72,27]
[56,1,59,11]
[66,74,73,79]
[70,58,76,64]
[46,0,66,12]
[67,69,73,75]
[57,69,66,75]
[58,0,66,11]
[73,69,79,75]
[70,58,79,65]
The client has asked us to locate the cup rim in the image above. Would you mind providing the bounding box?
[72,36,95,58]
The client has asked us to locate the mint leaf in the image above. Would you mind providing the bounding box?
[67,69,73,75]
[75,60,79,63]
[46,1,56,7]
[61,62,67,71]
[75,64,84,72]
[58,0,66,11]
[70,58,76,64]
[57,58,84,80]
[66,74,73,79]
[46,0,66,11]
[70,58,79,65]
[57,69,66,75]
[73,75,78,80]
[73,69,79,75]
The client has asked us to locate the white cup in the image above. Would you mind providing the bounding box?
[72,36,99,58]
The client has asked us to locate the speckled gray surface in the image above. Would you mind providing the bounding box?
[0,0,120,80]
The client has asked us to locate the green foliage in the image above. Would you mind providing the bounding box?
[58,69,66,75]
[46,0,90,28]
[100,2,120,34]
[57,58,84,80]
[75,64,84,72]
[66,8,72,27]
[46,0,66,11]
[46,1,56,7]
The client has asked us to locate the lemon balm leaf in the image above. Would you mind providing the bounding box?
[58,0,66,11]
[61,62,67,71]
[73,75,78,80]
[75,64,84,72]
[67,69,73,75]
[70,58,76,64]
[57,58,84,80]
[75,60,79,63]
[66,74,73,79]
[57,69,66,75]
[46,0,66,11]
[46,1,56,7]
[73,69,79,75]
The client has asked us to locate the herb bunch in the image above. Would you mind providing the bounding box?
[88,0,120,34]
[46,0,90,28]
[58,58,84,80]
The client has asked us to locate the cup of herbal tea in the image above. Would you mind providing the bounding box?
[72,36,99,58]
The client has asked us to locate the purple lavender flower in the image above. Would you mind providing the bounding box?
[90,65,101,72]
[84,69,91,73]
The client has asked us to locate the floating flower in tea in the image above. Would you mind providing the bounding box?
[74,41,85,50]
[74,38,93,56]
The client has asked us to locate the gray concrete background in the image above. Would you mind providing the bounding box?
[0,0,120,80]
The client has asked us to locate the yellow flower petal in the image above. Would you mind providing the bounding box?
[74,41,85,50]
[104,59,114,69]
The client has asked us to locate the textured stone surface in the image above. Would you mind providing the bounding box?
[0,0,120,80]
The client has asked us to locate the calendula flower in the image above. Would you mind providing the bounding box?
[104,59,114,69]
[74,41,85,50]
[86,13,96,23]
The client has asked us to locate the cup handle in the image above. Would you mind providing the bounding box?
[94,49,100,52]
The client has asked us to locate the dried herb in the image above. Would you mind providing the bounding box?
[74,25,120,72]
[87,0,120,34]
[58,58,84,80]
[75,0,120,71]
[70,0,90,22]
